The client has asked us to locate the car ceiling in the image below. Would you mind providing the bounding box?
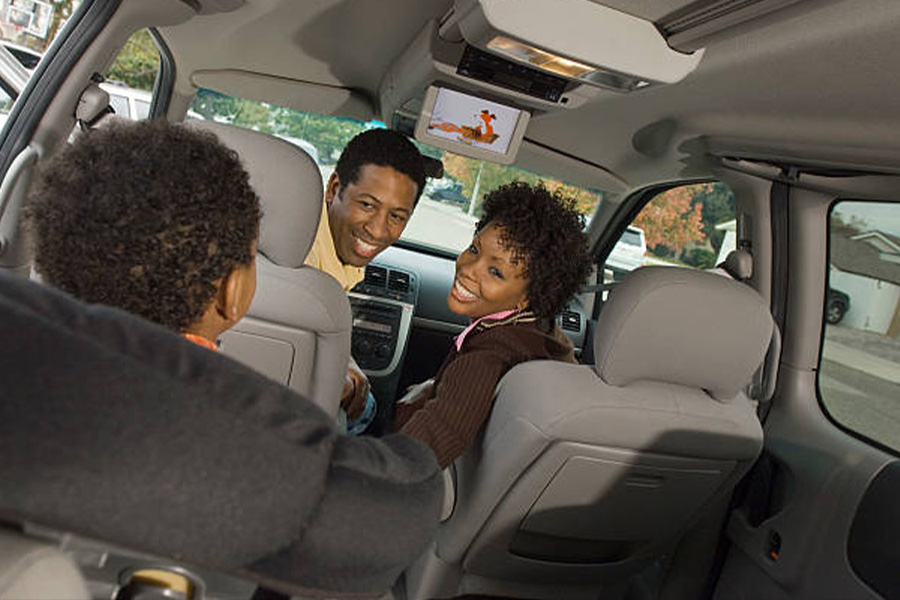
[159,0,900,195]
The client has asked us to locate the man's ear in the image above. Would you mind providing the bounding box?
[217,267,253,323]
[325,172,341,207]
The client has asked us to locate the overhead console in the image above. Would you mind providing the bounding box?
[380,0,705,134]
[415,85,530,164]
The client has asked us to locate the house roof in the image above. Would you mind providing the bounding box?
[831,229,900,286]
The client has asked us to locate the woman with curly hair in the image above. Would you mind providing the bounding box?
[395,181,592,468]
[26,119,261,351]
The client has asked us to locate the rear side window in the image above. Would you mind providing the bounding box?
[820,201,900,452]
[603,182,735,282]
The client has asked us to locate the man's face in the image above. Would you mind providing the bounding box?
[326,164,418,267]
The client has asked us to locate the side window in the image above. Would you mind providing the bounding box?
[604,182,735,282]
[820,201,900,452]
[103,29,159,121]
[0,85,14,128]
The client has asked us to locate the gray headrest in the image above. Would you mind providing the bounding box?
[593,266,773,401]
[190,121,322,268]
[722,249,753,281]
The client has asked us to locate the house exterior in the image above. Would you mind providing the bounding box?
[830,229,900,336]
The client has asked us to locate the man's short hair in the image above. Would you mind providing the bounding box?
[334,129,426,204]
[26,120,261,332]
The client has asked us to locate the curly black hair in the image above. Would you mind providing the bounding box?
[335,129,426,203]
[476,181,592,320]
[26,119,261,332]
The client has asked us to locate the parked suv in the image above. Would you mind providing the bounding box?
[827,287,850,324]
[606,225,647,276]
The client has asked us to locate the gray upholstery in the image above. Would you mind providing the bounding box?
[593,266,773,401]
[405,266,772,600]
[722,248,753,281]
[0,530,89,600]
[191,121,350,416]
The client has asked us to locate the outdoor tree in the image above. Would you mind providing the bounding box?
[107,29,158,90]
[634,185,706,257]
[44,0,76,47]
[690,182,735,252]
[441,153,600,218]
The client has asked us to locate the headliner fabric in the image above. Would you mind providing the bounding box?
[0,273,442,596]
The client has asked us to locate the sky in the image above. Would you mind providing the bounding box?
[834,201,900,238]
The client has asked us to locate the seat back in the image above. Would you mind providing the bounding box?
[406,266,774,599]
[0,529,89,600]
[191,122,350,417]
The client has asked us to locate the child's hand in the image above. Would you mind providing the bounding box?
[397,379,434,405]
[341,364,370,419]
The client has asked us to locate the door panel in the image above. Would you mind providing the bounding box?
[715,180,900,599]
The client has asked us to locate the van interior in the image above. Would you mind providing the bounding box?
[0,1,899,599]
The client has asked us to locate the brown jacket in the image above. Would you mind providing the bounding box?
[396,310,575,468]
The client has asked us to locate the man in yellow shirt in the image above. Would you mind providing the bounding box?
[305,129,426,429]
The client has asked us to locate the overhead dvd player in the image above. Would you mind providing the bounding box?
[414,86,530,165]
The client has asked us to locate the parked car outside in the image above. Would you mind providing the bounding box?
[428,180,468,205]
[827,287,851,324]
[606,225,647,275]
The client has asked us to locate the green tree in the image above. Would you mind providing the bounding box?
[689,182,735,252]
[191,89,272,132]
[44,0,77,48]
[107,29,159,91]
[273,108,365,163]
[441,154,599,218]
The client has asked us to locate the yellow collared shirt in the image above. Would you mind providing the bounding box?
[304,198,365,291]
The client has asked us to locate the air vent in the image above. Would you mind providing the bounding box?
[560,310,581,332]
[364,265,387,287]
[388,270,411,292]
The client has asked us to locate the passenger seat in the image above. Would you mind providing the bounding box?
[406,266,775,600]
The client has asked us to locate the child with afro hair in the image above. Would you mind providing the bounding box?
[395,181,592,468]
[26,120,261,350]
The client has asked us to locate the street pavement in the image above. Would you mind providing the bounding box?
[820,331,900,450]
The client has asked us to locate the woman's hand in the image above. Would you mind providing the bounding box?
[397,379,434,405]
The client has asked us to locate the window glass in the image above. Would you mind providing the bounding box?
[603,182,735,281]
[133,99,150,120]
[0,86,14,127]
[106,93,128,118]
[189,90,605,254]
[103,28,159,121]
[820,201,900,452]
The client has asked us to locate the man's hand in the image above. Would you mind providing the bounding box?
[341,362,370,419]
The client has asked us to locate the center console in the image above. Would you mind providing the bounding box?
[349,264,417,433]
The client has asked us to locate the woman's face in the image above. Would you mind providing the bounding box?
[447,222,529,319]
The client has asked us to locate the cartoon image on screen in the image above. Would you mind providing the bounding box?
[426,88,520,155]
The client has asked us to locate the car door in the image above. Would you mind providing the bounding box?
[713,172,900,600]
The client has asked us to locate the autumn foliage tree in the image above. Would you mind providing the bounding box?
[633,184,707,258]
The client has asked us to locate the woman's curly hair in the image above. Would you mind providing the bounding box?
[26,119,261,332]
[476,181,592,320]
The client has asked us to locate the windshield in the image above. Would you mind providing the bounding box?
[189,90,603,254]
